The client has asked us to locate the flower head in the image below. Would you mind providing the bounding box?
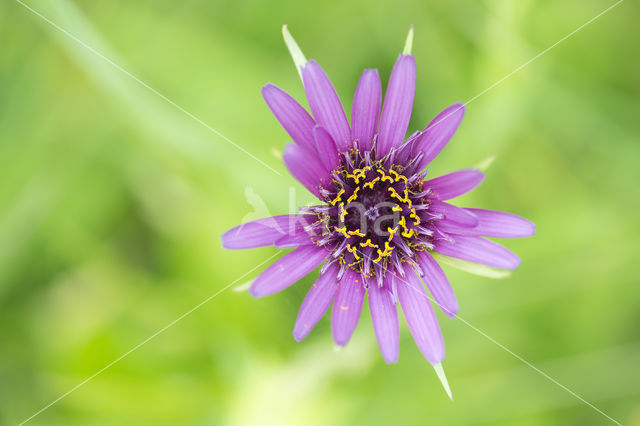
[222,27,534,395]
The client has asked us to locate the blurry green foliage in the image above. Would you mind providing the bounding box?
[1,0,639,424]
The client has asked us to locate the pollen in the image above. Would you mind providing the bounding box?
[311,149,431,277]
[347,187,360,203]
[330,187,345,205]
[360,239,379,249]
[363,176,380,190]
[409,208,421,225]
[388,187,404,203]
[377,169,394,183]
[346,244,360,259]
[390,168,408,183]
[373,241,394,263]
[387,225,399,241]
[339,202,348,222]
[346,167,368,184]
[334,226,350,238]
[348,228,366,237]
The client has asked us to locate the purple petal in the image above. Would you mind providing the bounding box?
[368,281,399,363]
[413,103,465,170]
[434,236,521,270]
[313,125,340,172]
[331,269,366,346]
[377,55,416,156]
[418,251,458,318]
[283,143,329,199]
[274,227,316,249]
[425,169,485,201]
[429,200,478,227]
[249,245,328,297]
[436,220,477,236]
[396,267,445,364]
[222,215,315,249]
[301,60,351,151]
[464,209,536,238]
[262,84,317,153]
[351,69,382,148]
[293,264,340,341]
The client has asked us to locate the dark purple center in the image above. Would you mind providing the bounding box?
[302,141,443,285]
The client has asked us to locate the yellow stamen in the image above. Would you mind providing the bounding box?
[360,239,379,249]
[403,189,412,207]
[387,226,398,241]
[398,216,413,237]
[348,228,366,237]
[402,228,415,238]
[346,167,367,184]
[346,244,360,260]
[389,187,412,207]
[389,169,408,183]
[373,241,394,263]
[347,187,360,203]
[330,187,345,206]
[363,176,380,190]
[377,169,394,183]
[334,226,350,238]
[409,208,421,225]
[339,202,347,222]
[388,187,402,202]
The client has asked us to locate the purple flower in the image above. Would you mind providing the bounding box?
[222,27,534,394]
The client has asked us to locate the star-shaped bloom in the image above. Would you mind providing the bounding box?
[223,27,535,397]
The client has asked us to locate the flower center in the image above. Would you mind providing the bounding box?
[304,146,436,281]
[364,206,380,220]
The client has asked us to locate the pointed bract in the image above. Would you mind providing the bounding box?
[433,363,454,400]
[282,25,307,80]
[403,25,414,55]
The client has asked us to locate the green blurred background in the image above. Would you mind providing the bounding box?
[1,0,639,424]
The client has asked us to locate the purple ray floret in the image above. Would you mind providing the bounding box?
[222,28,535,381]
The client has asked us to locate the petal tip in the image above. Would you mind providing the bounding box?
[472,169,487,185]
[261,83,282,105]
[220,229,241,250]
[292,328,306,342]
[382,353,399,364]
[249,282,280,298]
[444,304,459,319]
[332,335,349,347]
[248,285,263,298]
